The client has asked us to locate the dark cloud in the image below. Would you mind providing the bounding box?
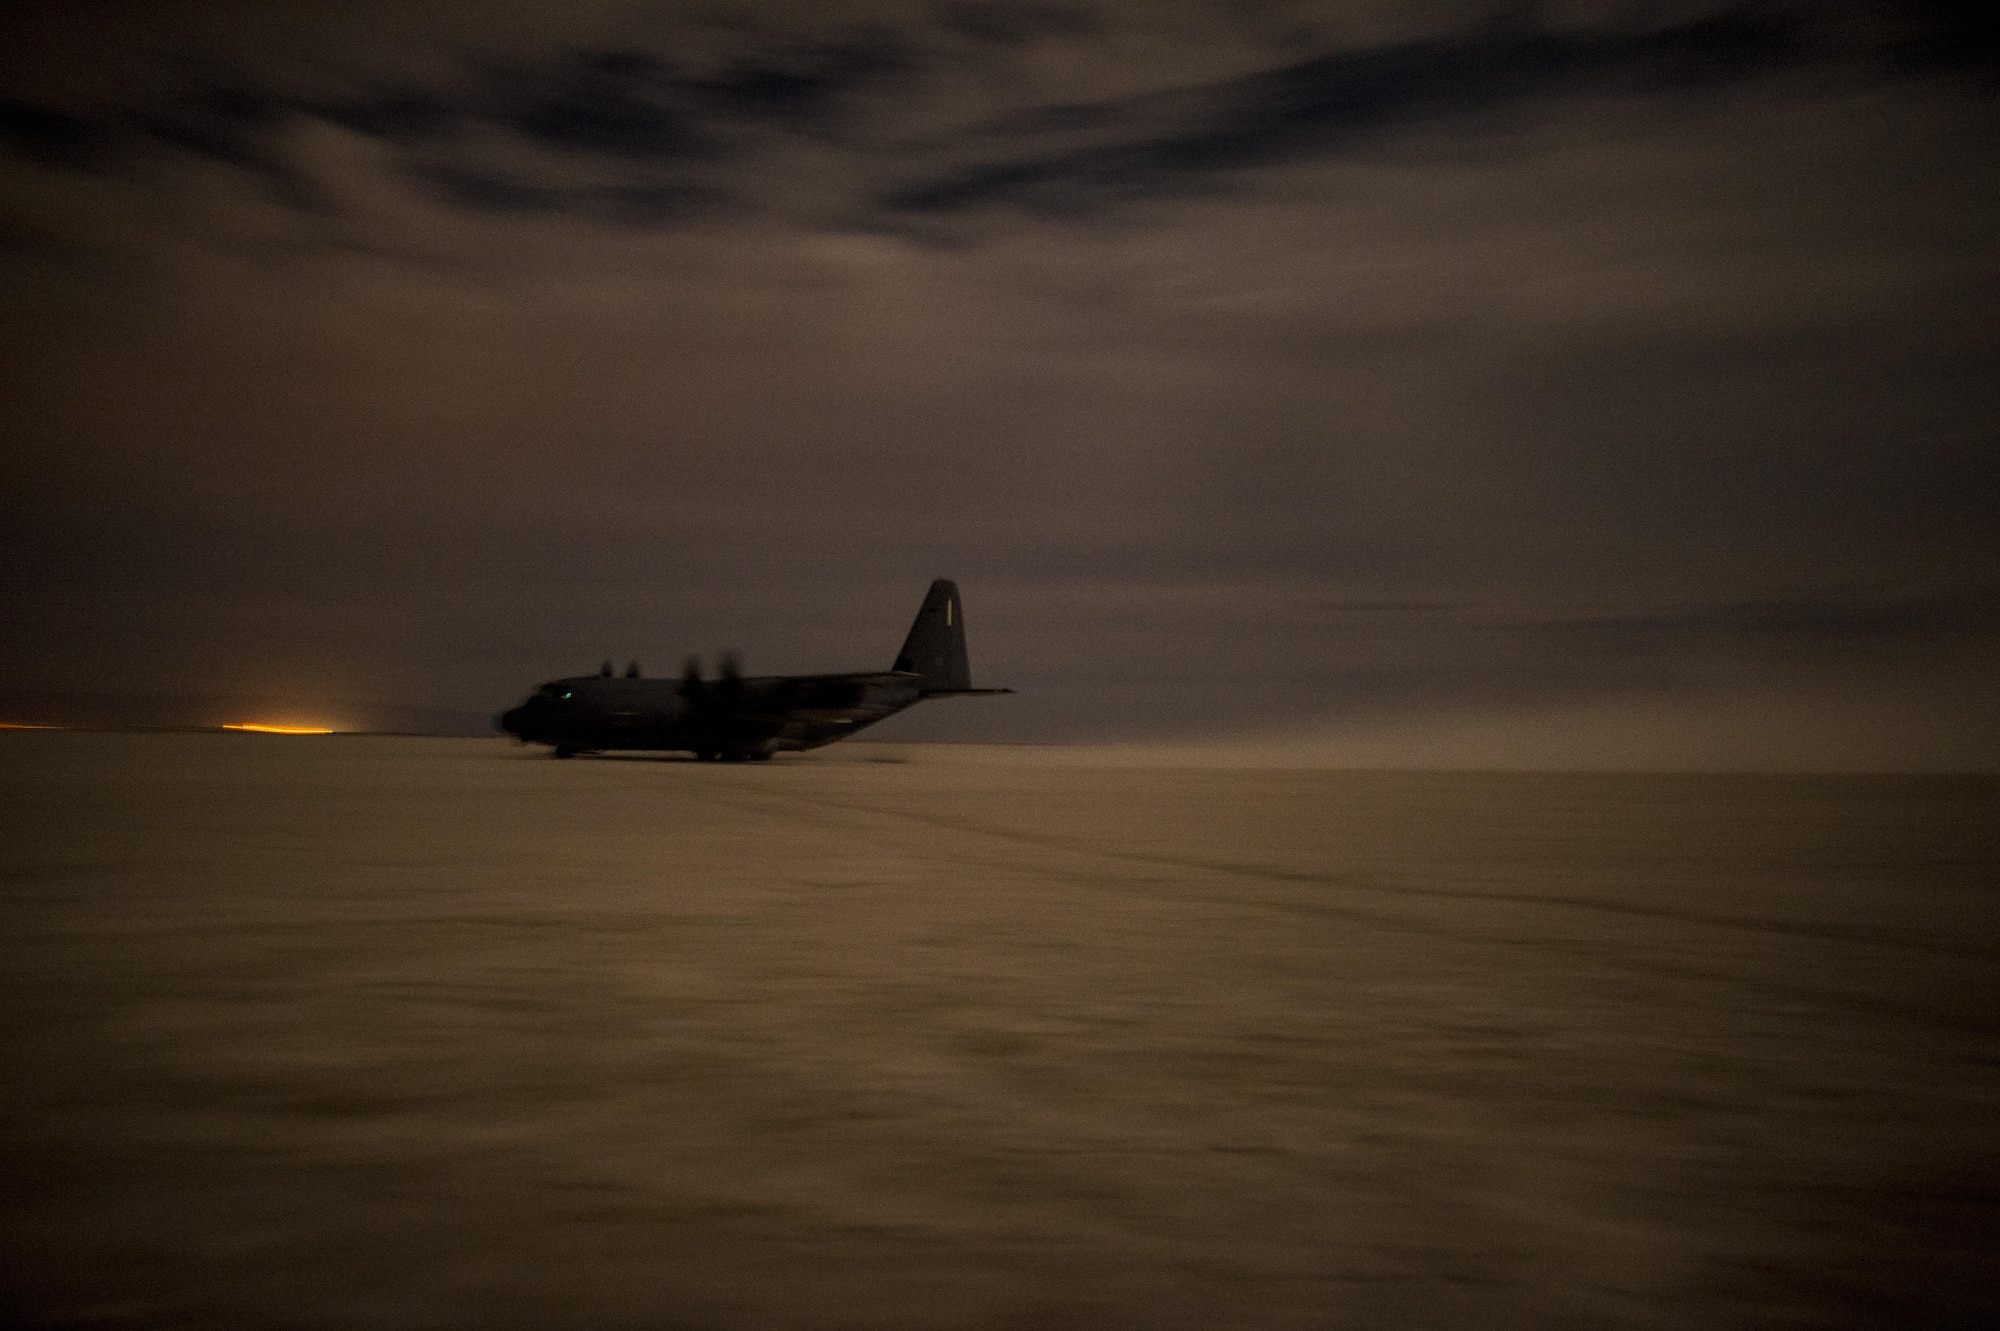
[0,98,112,169]
[934,2,1102,47]
[882,9,1801,215]
[0,7,1805,222]
[1892,0,2000,69]
[499,51,700,158]
[692,32,909,118]
[313,85,454,142]
[0,4,1981,236]
[130,80,330,208]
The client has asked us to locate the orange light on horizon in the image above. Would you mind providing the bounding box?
[0,722,63,730]
[223,723,337,735]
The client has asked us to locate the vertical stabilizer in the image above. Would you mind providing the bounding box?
[893,579,972,693]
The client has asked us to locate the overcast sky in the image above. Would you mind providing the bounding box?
[2,1,1995,765]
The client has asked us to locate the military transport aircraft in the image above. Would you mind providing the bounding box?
[496,579,1011,760]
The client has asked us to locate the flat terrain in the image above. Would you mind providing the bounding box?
[1,734,1996,1330]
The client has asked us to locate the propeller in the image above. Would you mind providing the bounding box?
[679,655,707,701]
[678,652,745,698]
[674,652,764,760]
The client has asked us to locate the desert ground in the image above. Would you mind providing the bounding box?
[1,733,1995,1329]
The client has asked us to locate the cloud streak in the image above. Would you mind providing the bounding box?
[2,3,1979,239]
[880,9,1800,215]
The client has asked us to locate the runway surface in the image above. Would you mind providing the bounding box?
[2,734,1996,1329]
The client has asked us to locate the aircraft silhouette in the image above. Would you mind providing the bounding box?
[496,579,1012,760]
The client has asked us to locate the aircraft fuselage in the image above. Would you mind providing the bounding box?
[497,671,924,759]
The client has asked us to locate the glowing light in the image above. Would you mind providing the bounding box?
[0,722,62,729]
[223,723,336,735]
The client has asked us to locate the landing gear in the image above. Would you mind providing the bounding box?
[694,749,719,762]
[553,745,579,759]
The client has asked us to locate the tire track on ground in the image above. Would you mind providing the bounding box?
[708,779,1994,961]
[676,776,1999,1037]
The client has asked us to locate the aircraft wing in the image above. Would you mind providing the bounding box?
[789,671,1014,696]
[764,671,923,687]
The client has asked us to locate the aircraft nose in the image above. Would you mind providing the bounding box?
[497,707,525,736]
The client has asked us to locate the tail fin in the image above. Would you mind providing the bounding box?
[893,579,972,693]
